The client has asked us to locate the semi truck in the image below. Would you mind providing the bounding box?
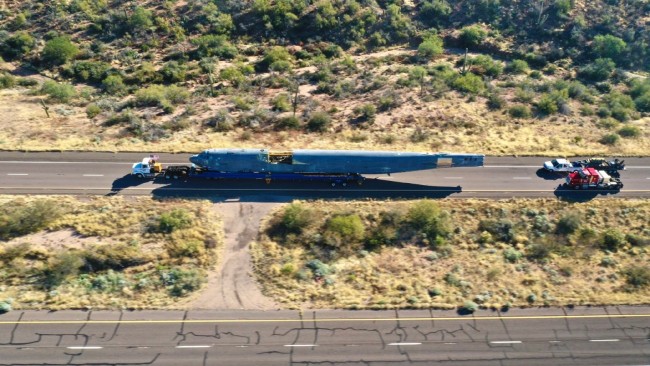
[131,148,485,186]
[563,168,623,190]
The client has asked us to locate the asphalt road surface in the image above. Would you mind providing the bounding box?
[0,307,648,366]
[0,152,648,200]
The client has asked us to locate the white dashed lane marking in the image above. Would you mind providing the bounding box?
[388,342,422,346]
[82,174,104,177]
[66,346,103,350]
[490,341,522,344]
[7,173,28,176]
[284,344,318,347]
[589,339,620,342]
[176,345,211,348]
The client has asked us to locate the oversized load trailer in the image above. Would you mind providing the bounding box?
[131,149,485,186]
[564,168,623,190]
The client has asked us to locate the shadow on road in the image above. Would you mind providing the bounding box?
[148,178,462,202]
[553,184,621,202]
[107,174,152,196]
[536,168,565,180]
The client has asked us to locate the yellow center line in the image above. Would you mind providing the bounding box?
[1,313,649,325]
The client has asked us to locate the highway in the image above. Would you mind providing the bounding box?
[0,152,648,199]
[0,307,648,365]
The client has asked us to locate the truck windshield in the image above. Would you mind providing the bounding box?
[551,159,560,167]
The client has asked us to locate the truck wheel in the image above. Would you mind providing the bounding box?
[164,174,171,180]
[136,173,144,179]
[341,182,347,187]
[331,182,337,187]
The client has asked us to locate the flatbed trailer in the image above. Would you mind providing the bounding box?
[163,165,365,186]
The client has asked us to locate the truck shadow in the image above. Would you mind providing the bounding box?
[149,178,462,202]
[107,174,152,196]
[553,184,621,202]
[536,168,565,180]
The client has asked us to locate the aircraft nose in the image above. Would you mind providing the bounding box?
[189,154,200,166]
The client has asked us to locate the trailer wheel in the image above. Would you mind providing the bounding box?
[331,181,337,187]
[164,174,171,180]
[341,182,347,187]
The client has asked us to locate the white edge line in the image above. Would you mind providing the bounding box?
[589,339,620,342]
[284,344,318,347]
[176,345,211,348]
[443,177,463,179]
[66,346,103,350]
[388,342,422,346]
[82,174,104,177]
[7,173,28,176]
[512,177,532,179]
[490,341,522,344]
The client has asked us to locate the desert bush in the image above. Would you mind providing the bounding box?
[466,55,503,77]
[591,34,627,61]
[306,259,332,278]
[0,73,16,89]
[274,203,314,236]
[525,243,551,263]
[634,93,650,112]
[625,233,648,247]
[579,58,615,81]
[159,267,204,297]
[165,239,205,260]
[44,251,84,289]
[86,103,101,119]
[42,36,79,65]
[478,219,514,243]
[506,59,529,74]
[459,300,479,314]
[451,73,484,94]
[599,229,626,252]
[417,34,444,61]
[152,209,193,234]
[508,105,531,118]
[161,61,187,83]
[258,46,293,72]
[555,213,581,235]
[459,25,487,48]
[306,111,331,132]
[126,6,153,33]
[487,93,505,110]
[192,34,238,59]
[0,200,63,240]
[102,74,126,95]
[274,115,301,130]
[503,248,523,263]
[82,243,149,272]
[618,125,641,138]
[536,90,568,115]
[135,85,188,109]
[622,266,650,289]
[1,31,35,59]
[567,81,589,100]
[405,200,449,246]
[40,81,77,103]
[0,300,11,314]
[323,214,365,248]
[67,61,110,82]
[354,104,376,122]
[599,133,620,145]
[271,93,291,112]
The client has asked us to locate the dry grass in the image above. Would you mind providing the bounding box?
[0,196,223,310]
[252,199,650,310]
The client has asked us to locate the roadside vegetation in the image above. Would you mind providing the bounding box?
[253,199,649,309]
[0,196,222,310]
[0,0,647,155]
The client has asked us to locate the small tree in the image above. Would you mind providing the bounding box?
[417,35,443,61]
[102,74,126,95]
[42,36,79,65]
[459,25,487,48]
[592,34,627,61]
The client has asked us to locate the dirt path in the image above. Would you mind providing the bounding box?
[190,201,281,310]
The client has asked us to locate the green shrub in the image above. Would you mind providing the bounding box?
[306,111,331,132]
[127,6,154,33]
[159,267,204,297]
[275,202,314,235]
[459,300,479,313]
[634,93,650,112]
[165,240,205,259]
[44,251,84,289]
[86,103,101,119]
[625,233,649,247]
[506,59,529,74]
[161,61,187,83]
[618,125,641,138]
[274,115,301,130]
[525,243,551,263]
[622,266,650,289]
[459,25,487,48]
[191,34,237,59]
[102,74,126,95]
[405,200,449,246]
[487,93,505,110]
[555,213,581,235]
[306,259,332,278]
[1,31,35,59]
[354,104,376,122]
[0,200,63,240]
[42,36,79,65]
[591,34,627,60]
[69,61,110,82]
[509,104,531,118]
[258,46,293,72]
[152,209,193,234]
[164,85,190,104]
[0,300,11,314]
[466,55,503,77]
[451,73,484,94]
[0,74,16,89]
[417,35,444,60]
[536,90,568,115]
[503,248,523,263]
[324,214,365,247]
[478,219,514,243]
[271,93,291,112]
[600,229,626,252]
[135,85,188,108]
[579,58,615,81]
[40,80,76,103]
[599,133,620,145]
